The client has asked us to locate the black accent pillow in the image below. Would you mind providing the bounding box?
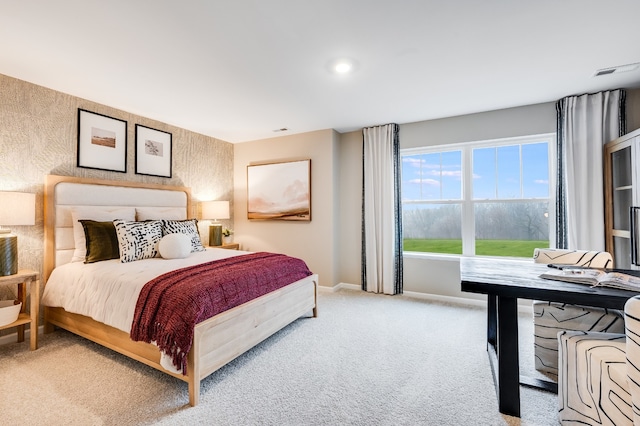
[80,220,120,263]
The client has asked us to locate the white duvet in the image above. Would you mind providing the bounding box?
[43,248,248,333]
[42,247,248,371]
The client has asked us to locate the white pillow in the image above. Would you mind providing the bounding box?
[70,206,136,262]
[136,207,186,221]
[158,233,192,259]
[113,219,163,263]
[161,219,206,252]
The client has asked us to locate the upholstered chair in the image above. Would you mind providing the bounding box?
[626,296,640,426]
[557,295,640,425]
[558,330,629,425]
[532,248,625,375]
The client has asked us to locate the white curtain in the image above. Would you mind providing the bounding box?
[361,123,402,295]
[556,90,625,250]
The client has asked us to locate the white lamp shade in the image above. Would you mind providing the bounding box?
[0,192,35,226]
[200,200,230,220]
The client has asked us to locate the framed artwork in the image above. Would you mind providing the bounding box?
[77,109,127,172]
[135,124,172,178]
[247,159,311,221]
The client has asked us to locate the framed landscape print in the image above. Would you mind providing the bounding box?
[247,159,311,221]
[135,124,172,178]
[77,109,127,172]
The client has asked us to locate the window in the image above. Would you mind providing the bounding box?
[401,134,555,258]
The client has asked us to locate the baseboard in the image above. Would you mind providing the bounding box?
[0,325,43,347]
[317,282,360,292]
[402,289,487,307]
[323,282,533,315]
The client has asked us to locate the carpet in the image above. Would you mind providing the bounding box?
[0,289,557,425]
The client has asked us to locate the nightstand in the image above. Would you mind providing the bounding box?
[219,243,239,250]
[0,270,39,350]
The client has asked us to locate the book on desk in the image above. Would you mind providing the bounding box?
[540,266,640,291]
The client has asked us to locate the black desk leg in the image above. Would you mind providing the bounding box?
[487,294,497,348]
[497,295,520,417]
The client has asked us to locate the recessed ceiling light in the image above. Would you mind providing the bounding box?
[594,62,640,77]
[272,128,288,132]
[334,62,352,74]
[327,58,358,75]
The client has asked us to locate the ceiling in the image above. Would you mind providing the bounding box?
[2,1,640,143]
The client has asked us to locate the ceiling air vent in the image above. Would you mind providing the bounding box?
[594,62,639,77]
[595,69,616,76]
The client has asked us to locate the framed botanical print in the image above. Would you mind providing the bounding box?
[135,124,172,178]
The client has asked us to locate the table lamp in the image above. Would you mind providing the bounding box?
[0,192,36,276]
[200,200,230,246]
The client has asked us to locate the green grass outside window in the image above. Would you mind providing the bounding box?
[403,239,548,258]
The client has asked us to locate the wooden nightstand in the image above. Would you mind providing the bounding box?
[219,243,239,250]
[0,270,39,350]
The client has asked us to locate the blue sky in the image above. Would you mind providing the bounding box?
[402,142,549,201]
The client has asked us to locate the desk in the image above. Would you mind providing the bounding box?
[460,257,638,417]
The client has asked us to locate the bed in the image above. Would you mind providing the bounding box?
[42,174,318,406]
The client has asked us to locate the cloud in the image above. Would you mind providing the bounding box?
[408,178,439,186]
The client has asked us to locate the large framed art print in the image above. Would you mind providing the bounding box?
[77,109,127,173]
[247,159,311,221]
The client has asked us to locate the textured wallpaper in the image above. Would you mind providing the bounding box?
[0,74,234,318]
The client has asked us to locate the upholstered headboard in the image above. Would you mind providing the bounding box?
[43,175,192,281]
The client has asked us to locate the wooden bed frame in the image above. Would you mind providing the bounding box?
[43,175,318,406]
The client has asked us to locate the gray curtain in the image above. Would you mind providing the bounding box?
[556,89,626,249]
[361,123,403,294]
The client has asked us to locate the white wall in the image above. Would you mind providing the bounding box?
[338,130,363,286]
[337,102,557,298]
[234,90,640,299]
[628,89,640,132]
[233,129,339,287]
[401,101,556,148]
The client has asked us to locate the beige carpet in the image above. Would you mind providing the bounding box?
[0,290,557,425]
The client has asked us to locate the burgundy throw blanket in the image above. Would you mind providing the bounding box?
[130,252,313,374]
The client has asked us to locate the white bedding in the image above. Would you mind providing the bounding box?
[43,248,248,334]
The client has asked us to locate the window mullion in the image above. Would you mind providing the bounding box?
[519,145,524,197]
[461,146,474,256]
[494,147,498,199]
[439,153,443,200]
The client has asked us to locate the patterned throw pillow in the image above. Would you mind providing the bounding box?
[161,219,206,252]
[113,219,163,263]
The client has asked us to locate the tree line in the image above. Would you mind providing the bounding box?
[403,202,549,240]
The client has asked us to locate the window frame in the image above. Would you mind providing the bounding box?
[401,133,557,258]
